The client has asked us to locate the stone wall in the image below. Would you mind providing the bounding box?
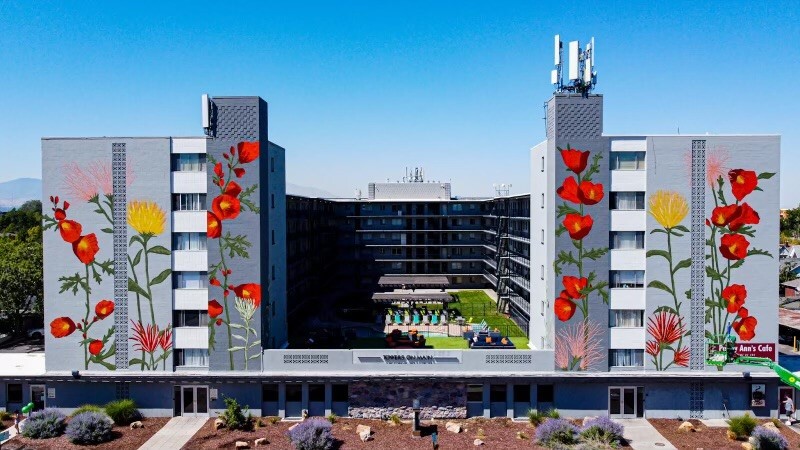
[348,381,466,419]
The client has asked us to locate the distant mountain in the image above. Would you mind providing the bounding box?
[0,178,338,211]
[0,178,41,211]
[286,183,339,199]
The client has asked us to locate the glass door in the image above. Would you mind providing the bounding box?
[609,386,644,418]
[30,385,46,411]
[181,386,209,417]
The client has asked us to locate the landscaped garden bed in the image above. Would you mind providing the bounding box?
[649,418,800,449]
[4,417,169,450]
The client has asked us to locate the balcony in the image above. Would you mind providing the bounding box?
[172,250,208,271]
[611,170,646,192]
[609,288,646,309]
[171,171,207,194]
[609,327,645,349]
[173,327,209,349]
[610,210,646,231]
[173,289,208,310]
[609,249,646,271]
[172,211,206,232]
[171,137,207,154]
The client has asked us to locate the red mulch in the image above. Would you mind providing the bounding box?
[3,417,169,450]
[649,418,800,449]
[184,417,632,449]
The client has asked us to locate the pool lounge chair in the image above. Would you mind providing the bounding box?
[431,314,439,325]
[394,313,402,324]
[413,314,421,325]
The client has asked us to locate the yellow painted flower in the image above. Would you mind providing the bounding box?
[128,201,166,236]
[648,190,688,229]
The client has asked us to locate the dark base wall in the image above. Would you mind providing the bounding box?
[349,381,466,419]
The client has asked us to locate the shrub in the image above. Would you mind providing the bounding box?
[546,409,561,419]
[326,413,338,424]
[535,418,578,447]
[580,416,624,445]
[527,409,546,426]
[769,417,783,428]
[267,416,282,425]
[751,425,788,450]
[21,409,66,439]
[0,410,12,421]
[65,411,113,445]
[727,413,758,439]
[286,417,334,450]
[220,397,253,431]
[104,399,141,425]
[71,404,104,417]
[388,413,402,425]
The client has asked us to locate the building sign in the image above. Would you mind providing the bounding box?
[708,343,776,361]
[353,351,461,364]
[47,388,55,399]
[751,384,766,407]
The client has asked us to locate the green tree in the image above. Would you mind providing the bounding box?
[781,264,798,284]
[781,206,800,242]
[0,236,43,334]
[0,200,42,237]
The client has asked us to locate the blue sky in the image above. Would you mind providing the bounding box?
[1,1,798,206]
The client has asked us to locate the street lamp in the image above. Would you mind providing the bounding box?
[412,398,421,437]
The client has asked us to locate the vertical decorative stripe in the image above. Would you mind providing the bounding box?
[690,139,706,371]
[112,143,128,369]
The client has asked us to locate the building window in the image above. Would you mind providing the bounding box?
[489,385,506,403]
[176,310,209,327]
[540,265,544,280]
[262,384,279,403]
[332,384,348,403]
[7,383,22,403]
[541,300,545,315]
[173,193,206,211]
[391,262,402,270]
[452,204,463,212]
[176,349,209,367]
[272,229,275,246]
[363,233,372,241]
[271,194,275,209]
[173,232,207,251]
[467,384,483,403]
[174,271,208,289]
[391,219,402,226]
[541,156,545,172]
[610,231,645,249]
[610,270,645,288]
[172,153,206,172]
[541,229,545,244]
[271,156,275,173]
[610,192,645,210]
[537,384,554,403]
[609,310,644,327]
[452,262,463,270]
[272,265,275,281]
[611,152,646,170]
[540,193,544,208]
[610,349,644,367]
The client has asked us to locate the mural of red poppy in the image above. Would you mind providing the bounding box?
[721,284,746,313]
[237,141,260,164]
[577,180,604,205]
[209,300,223,319]
[89,340,104,356]
[556,177,580,204]
[560,148,590,174]
[212,194,241,221]
[562,276,587,299]
[562,213,593,240]
[72,233,100,264]
[728,203,760,231]
[710,204,740,227]
[58,220,82,243]
[554,293,577,322]
[95,300,115,320]
[50,317,76,338]
[719,233,749,260]
[207,211,222,239]
[733,316,757,341]
[728,169,758,201]
[233,283,262,308]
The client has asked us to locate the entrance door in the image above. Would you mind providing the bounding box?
[180,386,209,417]
[30,385,46,411]
[779,387,794,417]
[609,386,644,418]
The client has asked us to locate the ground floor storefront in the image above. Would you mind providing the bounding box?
[0,374,788,421]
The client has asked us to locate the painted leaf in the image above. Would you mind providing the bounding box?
[647,280,673,295]
[128,278,151,300]
[148,245,171,255]
[646,249,671,262]
[248,354,261,360]
[149,269,172,286]
[672,258,691,274]
[758,172,775,180]
[231,334,247,342]
[131,249,143,267]
[653,305,678,315]
[227,346,246,352]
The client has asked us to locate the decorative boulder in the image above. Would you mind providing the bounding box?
[582,416,598,427]
[129,421,144,429]
[356,424,371,436]
[288,423,299,431]
[678,421,695,432]
[474,438,484,446]
[726,429,738,440]
[235,441,249,449]
[359,430,372,442]
[254,438,268,447]
[741,443,754,450]
[214,418,226,430]
[445,421,462,433]
[763,421,778,430]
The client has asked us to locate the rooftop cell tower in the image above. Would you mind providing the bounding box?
[551,35,597,97]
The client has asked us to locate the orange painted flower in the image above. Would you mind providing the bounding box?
[733,316,757,341]
[58,220,83,243]
[233,283,262,308]
[673,347,690,367]
[50,317,76,338]
[556,177,580,204]
[577,180,604,205]
[214,162,224,178]
[728,169,758,201]
[237,141,260,164]
[554,292,577,321]
[710,204,740,227]
[728,203,760,231]
[212,195,241,220]
[645,340,659,357]
[738,307,749,319]
[207,211,222,239]
[54,208,67,221]
[89,340,103,356]
[719,233,749,260]
[224,181,242,198]
[94,300,115,320]
[721,284,747,313]
[562,213,593,240]
[72,234,99,264]
[562,276,588,299]
[560,148,589,174]
[209,300,224,318]
[209,276,222,287]
[233,168,246,178]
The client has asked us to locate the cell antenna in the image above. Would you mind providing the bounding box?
[552,35,597,97]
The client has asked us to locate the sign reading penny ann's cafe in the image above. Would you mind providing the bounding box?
[708,343,776,361]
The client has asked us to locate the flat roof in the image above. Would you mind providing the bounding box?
[779,308,800,330]
[0,352,45,376]
[378,276,450,288]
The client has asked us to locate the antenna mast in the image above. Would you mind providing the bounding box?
[552,35,597,97]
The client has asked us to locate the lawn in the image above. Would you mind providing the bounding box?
[348,336,468,349]
[451,290,527,338]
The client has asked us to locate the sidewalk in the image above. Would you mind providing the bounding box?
[138,416,206,450]
[616,418,677,450]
